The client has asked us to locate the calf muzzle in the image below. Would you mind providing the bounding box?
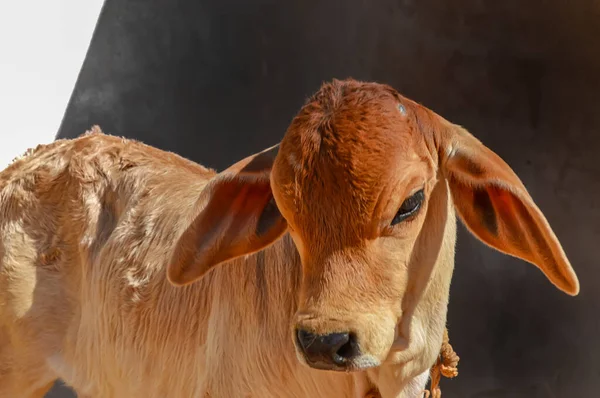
[295,329,360,370]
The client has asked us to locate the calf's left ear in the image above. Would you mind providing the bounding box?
[168,144,287,286]
[439,124,579,296]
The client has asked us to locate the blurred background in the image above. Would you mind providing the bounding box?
[4,1,600,397]
[0,0,104,168]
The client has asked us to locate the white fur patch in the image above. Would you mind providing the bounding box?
[403,369,430,398]
[287,151,302,172]
[353,355,381,370]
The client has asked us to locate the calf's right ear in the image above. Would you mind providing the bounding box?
[168,145,288,286]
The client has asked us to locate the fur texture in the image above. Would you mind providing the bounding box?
[0,80,578,398]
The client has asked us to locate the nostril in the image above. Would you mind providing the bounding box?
[296,329,360,368]
[334,332,359,363]
[296,329,314,351]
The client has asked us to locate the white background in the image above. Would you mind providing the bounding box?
[0,1,104,168]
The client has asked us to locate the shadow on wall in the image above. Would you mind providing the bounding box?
[52,0,600,396]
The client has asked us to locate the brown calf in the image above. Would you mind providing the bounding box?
[0,79,578,398]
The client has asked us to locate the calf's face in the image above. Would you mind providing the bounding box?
[168,79,579,373]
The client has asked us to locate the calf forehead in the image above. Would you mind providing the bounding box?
[273,80,429,246]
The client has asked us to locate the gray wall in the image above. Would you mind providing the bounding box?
[52,0,600,396]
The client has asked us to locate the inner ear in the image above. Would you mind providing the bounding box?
[257,196,281,236]
[471,187,499,236]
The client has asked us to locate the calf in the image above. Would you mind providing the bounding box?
[0,79,578,398]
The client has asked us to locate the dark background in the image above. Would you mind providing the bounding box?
[51,0,600,396]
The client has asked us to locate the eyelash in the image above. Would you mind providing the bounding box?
[390,189,425,226]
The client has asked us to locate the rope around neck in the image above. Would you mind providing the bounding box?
[423,328,460,398]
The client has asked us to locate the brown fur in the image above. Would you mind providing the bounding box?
[0,79,578,398]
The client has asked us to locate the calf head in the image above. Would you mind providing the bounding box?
[169,79,579,374]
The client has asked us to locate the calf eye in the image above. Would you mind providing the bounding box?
[391,189,424,226]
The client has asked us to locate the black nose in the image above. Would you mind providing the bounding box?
[296,329,360,368]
